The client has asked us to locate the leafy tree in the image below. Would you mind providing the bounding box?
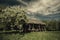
[45,20,60,31]
[0,6,28,31]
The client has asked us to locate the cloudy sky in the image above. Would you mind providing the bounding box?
[0,0,60,15]
[24,0,60,15]
[18,0,60,20]
[17,0,60,15]
[0,0,60,20]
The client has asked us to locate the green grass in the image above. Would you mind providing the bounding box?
[0,31,60,40]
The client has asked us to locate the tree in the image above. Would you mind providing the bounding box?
[0,6,28,31]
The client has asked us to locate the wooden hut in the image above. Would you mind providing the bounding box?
[23,19,46,32]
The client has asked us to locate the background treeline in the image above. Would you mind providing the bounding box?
[42,20,60,31]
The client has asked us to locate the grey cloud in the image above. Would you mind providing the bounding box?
[26,0,60,15]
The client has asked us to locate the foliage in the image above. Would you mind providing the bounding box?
[42,20,60,31]
[0,6,28,30]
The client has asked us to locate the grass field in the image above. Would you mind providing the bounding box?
[0,31,60,40]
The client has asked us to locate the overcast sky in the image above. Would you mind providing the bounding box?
[22,0,60,15]
[0,0,60,15]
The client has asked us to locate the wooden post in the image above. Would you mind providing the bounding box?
[33,24,35,32]
[38,24,40,31]
[29,24,31,31]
